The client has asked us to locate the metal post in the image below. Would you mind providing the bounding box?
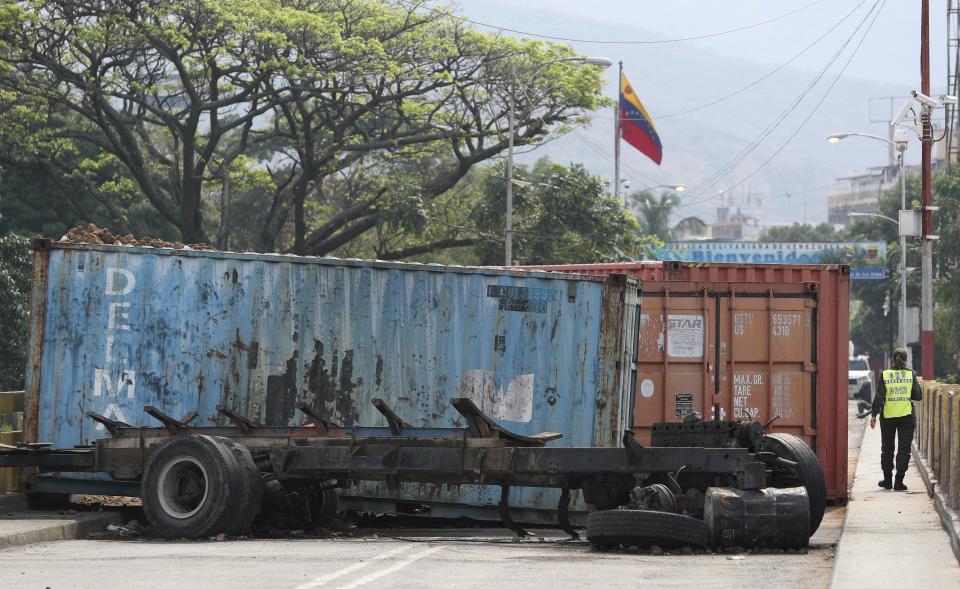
[614,61,623,205]
[888,123,896,168]
[921,0,935,378]
[898,153,907,350]
[505,67,516,267]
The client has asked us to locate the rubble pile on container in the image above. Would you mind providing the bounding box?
[60,223,213,250]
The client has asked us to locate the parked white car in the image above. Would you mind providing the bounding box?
[848,356,873,401]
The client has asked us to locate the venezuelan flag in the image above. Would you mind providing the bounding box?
[619,72,662,165]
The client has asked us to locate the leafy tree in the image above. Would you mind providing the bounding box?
[0,0,605,255]
[759,222,847,243]
[837,173,924,368]
[928,167,960,378]
[0,233,31,389]
[469,158,642,265]
[627,191,704,242]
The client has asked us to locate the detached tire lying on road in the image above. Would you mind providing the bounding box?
[759,433,827,534]
[586,509,708,548]
[142,434,252,539]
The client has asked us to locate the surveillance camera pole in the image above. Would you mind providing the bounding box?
[920,0,935,378]
[898,150,907,351]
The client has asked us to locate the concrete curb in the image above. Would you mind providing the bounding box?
[913,443,960,563]
[0,493,27,513]
[0,512,122,551]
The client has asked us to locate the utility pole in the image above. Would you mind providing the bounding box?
[898,151,907,350]
[505,66,516,267]
[921,0,935,378]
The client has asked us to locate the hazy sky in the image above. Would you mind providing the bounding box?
[447,1,950,223]
[453,1,946,87]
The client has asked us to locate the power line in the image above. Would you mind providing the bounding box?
[682,0,882,202]
[685,0,889,205]
[584,0,870,122]
[683,0,879,200]
[398,0,828,45]
[674,182,843,212]
[657,0,868,120]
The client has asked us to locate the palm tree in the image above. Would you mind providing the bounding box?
[630,191,706,241]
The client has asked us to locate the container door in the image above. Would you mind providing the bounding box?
[721,291,815,443]
[633,282,817,447]
[634,289,715,443]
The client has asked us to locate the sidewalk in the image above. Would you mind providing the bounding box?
[0,508,120,550]
[832,421,960,588]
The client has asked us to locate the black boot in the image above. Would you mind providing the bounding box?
[878,473,892,489]
[894,475,907,491]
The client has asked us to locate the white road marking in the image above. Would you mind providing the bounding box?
[292,545,415,589]
[336,546,445,589]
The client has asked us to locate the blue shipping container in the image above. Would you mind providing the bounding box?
[24,241,639,523]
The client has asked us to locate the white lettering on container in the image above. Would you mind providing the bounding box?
[93,368,137,398]
[107,302,131,330]
[733,312,754,336]
[105,268,136,295]
[93,266,138,430]
[771,313,802,337]
[733,372,762,419]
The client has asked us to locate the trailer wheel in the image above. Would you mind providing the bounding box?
[215,437,263,535]
[586,509,707,549]
[142,435,241,539]
[309,487,340,528]
[759,433,827,534]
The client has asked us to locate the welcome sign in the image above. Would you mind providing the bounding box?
[651,242,887,265]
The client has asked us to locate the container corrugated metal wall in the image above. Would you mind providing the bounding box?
[24,242,638,522]
[522,261,850,501]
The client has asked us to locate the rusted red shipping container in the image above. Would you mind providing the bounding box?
[523,261,850,501]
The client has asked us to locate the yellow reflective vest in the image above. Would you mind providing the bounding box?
[882,369,915,419]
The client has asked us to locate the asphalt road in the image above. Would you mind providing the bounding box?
[0,517,842,589]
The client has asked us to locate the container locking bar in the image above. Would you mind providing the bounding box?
[296,402,336,435]
[371,399,411,436]
[85,411,132,437]
[144,406,197,435]
[450,398,562,447]
[216,405,262,434]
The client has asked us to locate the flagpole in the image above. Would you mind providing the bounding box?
[614,61,622,206]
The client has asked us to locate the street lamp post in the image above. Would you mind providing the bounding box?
[829,131,909,351]
[504,56,613,266]
[641,184,686,193]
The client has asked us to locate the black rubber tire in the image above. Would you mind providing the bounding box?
[310,487,340,528]
[586,509,708,548]
[760,433,827,534]
[141,434,242,539]
[215,437,263,535]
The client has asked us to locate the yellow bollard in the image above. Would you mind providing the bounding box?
[0,429,21,493]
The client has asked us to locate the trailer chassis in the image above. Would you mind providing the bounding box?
[0,397,808,544]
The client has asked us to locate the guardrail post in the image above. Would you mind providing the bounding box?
[938,390,950,487]
[933,390,943,478]
[949,390,960,510]
[0,391,25,493]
